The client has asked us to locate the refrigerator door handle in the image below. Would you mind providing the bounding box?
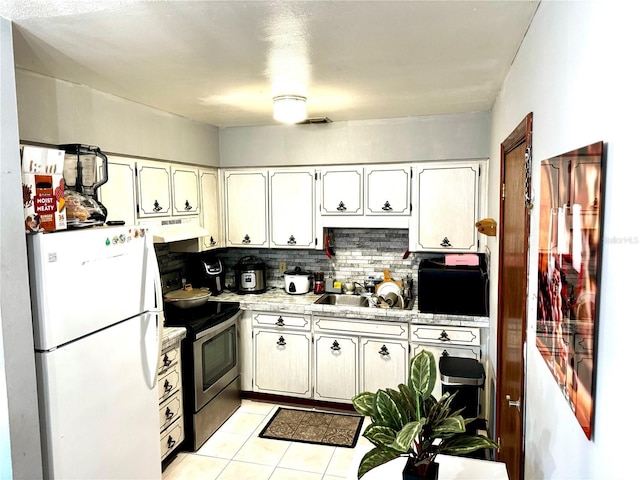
[143,229,164,388]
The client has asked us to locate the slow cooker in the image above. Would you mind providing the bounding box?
[234,256,266,294]
[284,266,312,295]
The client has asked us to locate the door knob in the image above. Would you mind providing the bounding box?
[506,394,521,412]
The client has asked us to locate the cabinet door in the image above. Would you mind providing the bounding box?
[97,156,137,226]
[171,165,200,216]
[412,162,480,251]
[412,343,481,399]
[320,168,364,215]
[199,169,222,250]
[315,334,358,403]
[270,169,315,248]
[365,165,411,215]
[224,170,268,247]
[253,330,311,397]
[137,160,171,217]
[360,338,408,393]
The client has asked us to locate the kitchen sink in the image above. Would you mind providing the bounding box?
[314,293,415,310]
[314,293,370,307]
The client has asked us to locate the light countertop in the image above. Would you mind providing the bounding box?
[211,288,489,328]
[162,326,186,349]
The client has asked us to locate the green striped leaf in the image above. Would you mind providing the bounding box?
[391,419,425,452]
[357,446,402,479]
[352,391,376,417]
[374,390,403,430]
[363,424,397,448]
[409,350,436,399]
[432,415,466,436]
[439,435,499,456]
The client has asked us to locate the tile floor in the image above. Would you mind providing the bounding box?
[162,400,371,480]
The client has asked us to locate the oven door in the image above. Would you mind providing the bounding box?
[193,311,240,412]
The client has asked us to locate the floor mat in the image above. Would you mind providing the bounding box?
[258,407,365,448]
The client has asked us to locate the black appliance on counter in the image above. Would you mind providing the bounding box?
[164,301,241,452]
[418,255,488,316]
[187,253,225,295]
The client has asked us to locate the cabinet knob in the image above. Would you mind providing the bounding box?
[276,336,286,347]
[242,234,251,244]
[275,316,285,327]
[163,379,174,394]
[381,201,392,211]
[209,236,217,246]
[153,200,162,212]
[336,201,347,211]
[440,237,452,247]
[287,235,297,245]
[163,354,172,367]
[331,340,341,351]
[438,330,451,342]
[378,344,390,356]
[184,199,192,211]
[167,435,176,448]
[165,407,174,421]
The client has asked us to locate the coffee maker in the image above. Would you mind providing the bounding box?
[187,254,225,295]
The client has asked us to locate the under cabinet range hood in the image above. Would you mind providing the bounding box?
[145,218,209,244]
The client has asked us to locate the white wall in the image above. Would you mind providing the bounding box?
[15,70,220,166]
[0,17,43,479]
[489,1,639,478]
[219,111,490,167]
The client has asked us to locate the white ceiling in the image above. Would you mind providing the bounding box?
[1,0,539,128]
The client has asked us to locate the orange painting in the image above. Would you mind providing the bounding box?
[536,141,604,439]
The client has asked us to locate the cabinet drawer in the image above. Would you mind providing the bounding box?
[253,312,311,330]
[158,346,180,375]
[158,364,181,402]
[410,325,480,346]
[314,317,408,340]
[159,393,183,431]
[160,418,184,460]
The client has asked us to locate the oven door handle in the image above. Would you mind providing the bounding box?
[194,311,241,340]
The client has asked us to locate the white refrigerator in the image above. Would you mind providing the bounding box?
[27,226,164,479]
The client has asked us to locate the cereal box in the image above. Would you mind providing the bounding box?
[21,146,67,233]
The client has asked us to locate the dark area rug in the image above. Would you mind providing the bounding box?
[258,407,365,448]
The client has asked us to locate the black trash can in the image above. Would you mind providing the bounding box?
[439,356,485,419]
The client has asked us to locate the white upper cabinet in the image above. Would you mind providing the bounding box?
[269,168,316,249]
[365,165,411,216]
[136,160,172,217]
[224,170,269,247]
[319,167,364,216]
[199,168,222,250]
[97,155,137,226]
[410,161,483,252]
[171,165,200,216]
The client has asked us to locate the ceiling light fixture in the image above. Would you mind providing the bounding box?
[273,95,307,124]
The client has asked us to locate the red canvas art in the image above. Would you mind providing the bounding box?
[536,141,604,439]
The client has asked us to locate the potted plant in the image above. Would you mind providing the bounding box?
[352,350,498,479]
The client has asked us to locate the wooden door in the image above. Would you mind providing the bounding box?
[137,160,171,216]
[171,165,200,216]
[496,113,532,480]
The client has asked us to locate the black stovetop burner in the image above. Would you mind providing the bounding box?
[164,301,240,336]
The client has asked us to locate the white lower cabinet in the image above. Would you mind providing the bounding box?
[360,338,409,394]
[410,324,482,399]
[313,317,409,403]
[314,334,358,402]
[158,342,184,461]
[252,311,312,398]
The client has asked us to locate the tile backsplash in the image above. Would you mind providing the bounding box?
[155,228,457,292]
